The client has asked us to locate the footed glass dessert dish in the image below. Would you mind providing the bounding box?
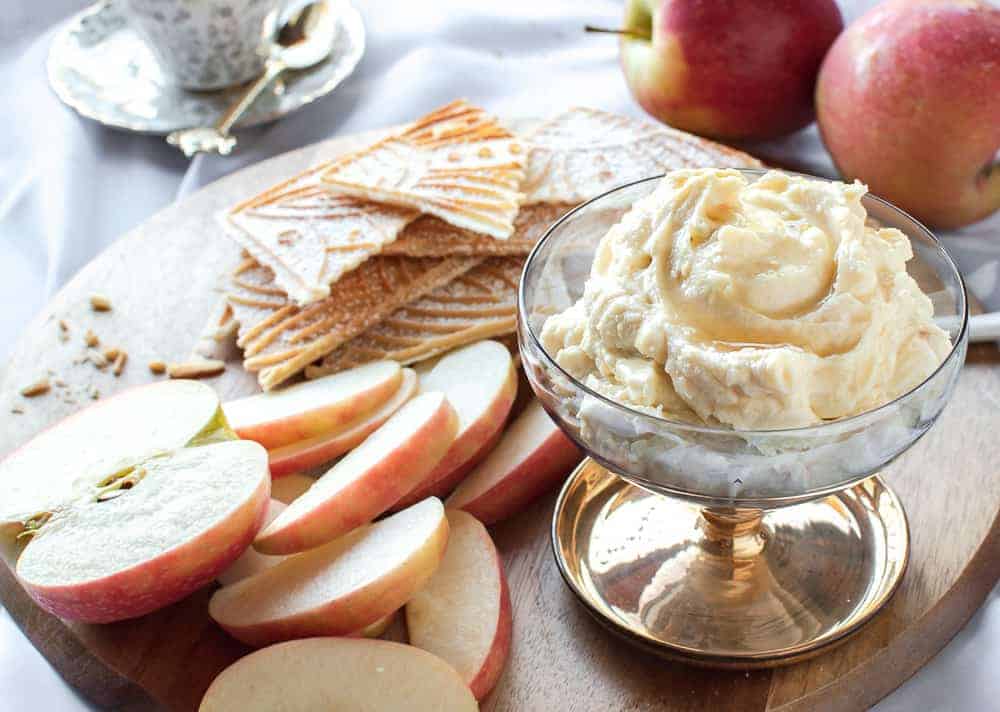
[518,172,968,667]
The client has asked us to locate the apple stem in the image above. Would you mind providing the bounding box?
[584,25,651,41]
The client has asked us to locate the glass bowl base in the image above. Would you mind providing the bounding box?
[552,459,910,668]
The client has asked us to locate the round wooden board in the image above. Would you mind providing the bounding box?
[1,123,998,712]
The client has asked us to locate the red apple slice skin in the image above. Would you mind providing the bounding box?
[267,368,418,478]
[21,441,271,623]
[406,510,512,700]
[224,361,402,449]
[198,638,478,712]
[446,400,582,525]
[210,498,449,646]
[394,418,505,509]
[255,392,458,555]
[393,342,517,509]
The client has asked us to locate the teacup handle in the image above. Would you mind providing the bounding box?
[166,58,288,158]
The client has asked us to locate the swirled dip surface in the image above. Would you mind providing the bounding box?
[540,169,951,429]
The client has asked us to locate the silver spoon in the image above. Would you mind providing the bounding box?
[167,1,337,158]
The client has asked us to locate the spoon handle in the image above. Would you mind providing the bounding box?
[166,58,288,158]
[216,58,287,136]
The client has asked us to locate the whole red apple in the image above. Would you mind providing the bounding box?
[817,0,1000,229]
[618,0,843,141]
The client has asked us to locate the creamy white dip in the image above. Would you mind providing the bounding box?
[540,169,951,430]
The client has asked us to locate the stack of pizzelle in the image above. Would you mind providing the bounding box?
[221,101,761,391]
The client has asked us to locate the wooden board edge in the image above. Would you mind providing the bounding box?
[0,561,163,711]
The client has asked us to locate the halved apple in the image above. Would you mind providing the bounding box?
[209,498,449,647]
[394,341,516,509]
[446,400,582,525]
[223,361,402,449]
[407,510,512,700]
[255,392,458,555]
[0,381,270,623]
[199,638,477,712]
[217,499,287,586]
[267,368,418,478]
[268,473,315,504]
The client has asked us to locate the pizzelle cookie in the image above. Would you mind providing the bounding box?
[522,107,763,205]
[225,163,418,305]
[382,203,573,258]
[321,100,526,240]
[227,254,482,390]
[307,257,523,376]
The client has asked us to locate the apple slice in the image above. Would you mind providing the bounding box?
[209,498,449,647]
[0,381,270,623]
[267,368,418,478]
[268,473,315,504]
[355,610,396,639]
[256,392,458,554]
[394,341,516,510]
[446,400,582,525]
[223,361,402,449]
[199,638,477,712]
[406,510,512,700]
[217,500,287,586]
[219,510,396,636]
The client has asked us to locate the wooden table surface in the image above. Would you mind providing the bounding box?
[0,126,998,711]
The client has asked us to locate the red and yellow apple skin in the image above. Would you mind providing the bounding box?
[446,401,583,526]
[817,0,1000,229]
[620,0,842,141]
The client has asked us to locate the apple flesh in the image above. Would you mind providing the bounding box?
[406,510,512,700]
[816,0,1000,229]
[223,361,402,449]
[0,381,270,623]
[447,400,582,525]
[267,368,418,478]
[395,341,516,509]
[217,500,287,587]
[619,0,842,140]
[209,498,449,647]
[199,638,478,712]
[255,392,458,555]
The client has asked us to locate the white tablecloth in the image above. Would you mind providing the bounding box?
[1,1,997,709]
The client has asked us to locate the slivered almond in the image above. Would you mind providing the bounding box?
[167,359,225,379]
[20,378,50,397]
[112,352,128,376]
[148,360,167,375]
[89,294,112,312]
[103,347,120,361]
[84,329,99,347]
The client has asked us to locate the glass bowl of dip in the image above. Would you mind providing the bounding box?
[518,170,969,667]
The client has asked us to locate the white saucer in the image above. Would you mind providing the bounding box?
[46,0,365,135]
